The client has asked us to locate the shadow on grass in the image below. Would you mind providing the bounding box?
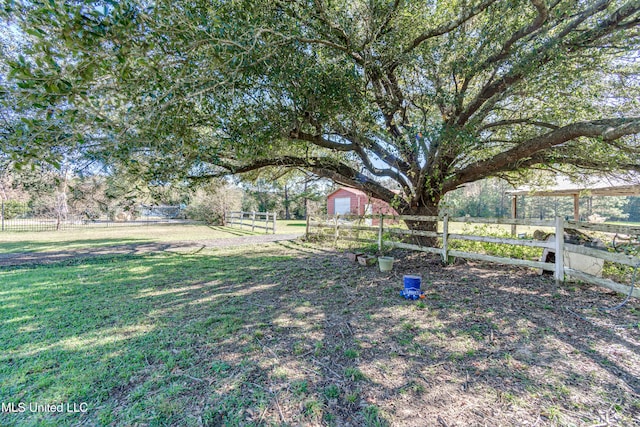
[0,238,149,255]
[208,226,259,237]
[0,243,638,426]
[0,241,198,268]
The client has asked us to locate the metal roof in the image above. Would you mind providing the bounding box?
[326,187,368,198]
[506,175,640,197]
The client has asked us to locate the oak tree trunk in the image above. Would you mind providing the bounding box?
[401,200,440,247]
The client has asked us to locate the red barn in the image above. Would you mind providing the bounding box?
[326,187,398,223]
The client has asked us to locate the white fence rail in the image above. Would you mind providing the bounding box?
[226,211,276,233]
[307,214,639,298]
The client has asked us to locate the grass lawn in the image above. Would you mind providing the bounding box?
[1,236,639,426]
[0,221,306,254]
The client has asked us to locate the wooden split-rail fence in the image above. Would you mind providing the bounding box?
[307,214,640,299]
[225,211,276,233]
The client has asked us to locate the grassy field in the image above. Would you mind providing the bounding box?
[1,230,639,426]
[0,221,306,254]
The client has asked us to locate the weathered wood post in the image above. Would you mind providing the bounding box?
[272,212,276,234]
[251,211,256,232]
[442,214,449,264]
[377,214,384,252]
[554,216,565,285]
[334,214,339,247]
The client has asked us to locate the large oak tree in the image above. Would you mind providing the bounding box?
[3,0,640,239]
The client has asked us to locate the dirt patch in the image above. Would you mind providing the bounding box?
[209,243,640,426]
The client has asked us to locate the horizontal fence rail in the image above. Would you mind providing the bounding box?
[226,211,276,234]
[306,214,640,299]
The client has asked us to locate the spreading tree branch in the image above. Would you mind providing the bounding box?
[445,118,640,191]
[479,0,549,67]
[480,119,560,131]
[194,155,408,209]
[403,0,499,54]
[456,0,638,126]
[513,149,640,172]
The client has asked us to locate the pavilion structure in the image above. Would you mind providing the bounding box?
[506,175,640,222]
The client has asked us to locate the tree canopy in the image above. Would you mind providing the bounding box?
[2,0,640,227]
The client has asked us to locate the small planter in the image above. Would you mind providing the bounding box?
[378,256,394,272]
[347,252,364,262]
[357,255,377,266]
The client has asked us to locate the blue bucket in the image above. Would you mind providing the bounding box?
[400,275,422,300]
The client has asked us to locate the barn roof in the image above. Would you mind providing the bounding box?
[326,187,368,198]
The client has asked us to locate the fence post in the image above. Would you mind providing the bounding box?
[272,212,276,234]
[511,195,517,236]
[334,214,339,247]
[305,213,310,239]
[251,211,256,232]
[377,214,384,252]
[442,214,449,264]
[554,216,565,285]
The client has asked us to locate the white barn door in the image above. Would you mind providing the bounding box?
[334,197,351,215]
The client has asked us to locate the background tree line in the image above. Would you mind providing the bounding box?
[0,160,329,224]
[2,158,637,225]
[443,178,639,222]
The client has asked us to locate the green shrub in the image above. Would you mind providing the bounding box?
[184,183,242,225]
[1,200,29,220]
[450,224,542,260]
[602,245,640,283]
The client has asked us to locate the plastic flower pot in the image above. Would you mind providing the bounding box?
[378,256,394,272]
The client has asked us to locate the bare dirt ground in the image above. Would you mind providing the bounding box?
[231,243,639,426]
